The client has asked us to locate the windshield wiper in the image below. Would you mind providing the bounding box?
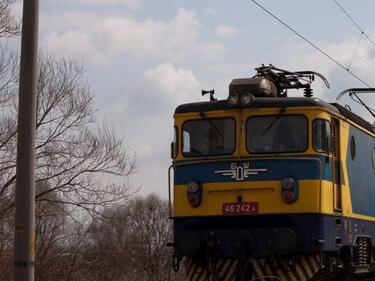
[199,112,224,138]
[261,107,286,136]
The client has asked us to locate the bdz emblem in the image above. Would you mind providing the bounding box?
[214,162,267,181]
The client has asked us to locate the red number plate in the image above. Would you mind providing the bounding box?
[222,202,259,215]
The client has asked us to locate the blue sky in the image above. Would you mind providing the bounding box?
[11,0,375,196]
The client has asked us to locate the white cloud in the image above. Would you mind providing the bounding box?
[41,11,103,33]
[205,8,218,16]
[214,24,239,37]
[86,0,142,9]
[281,37,375,86]
[41,8,226,66]
[133,62,201,113]
[194,41,227,60]
[48,0,142,9]
[101,63,202,195]
[280,36,375,121]
[144,62,200,99]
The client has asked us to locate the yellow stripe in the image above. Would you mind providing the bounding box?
[186,258,194,276]
[216,259,224,270]
[224,260,238,281]
[220,260,232,277]
[316,253,321,263]
[308,256,318,272]
[280,261,297,281]
[194,267,206,281]
[262,259,275,280]
[189,262,201,280]
[276,267,288,281]
[252,259,266,281]
[265,262,273,277]
[188,264,195,280]
[212,260,224,281]
[287,272,298,281]
[294,261,307,281]
[269,260,280,280]
[185,256,319,281]
[216,259,226,278]
[216,259,231,280]
[193,267,205,281]
[301,256,313,278]
[274,260,288,281]
[187,263,198,280]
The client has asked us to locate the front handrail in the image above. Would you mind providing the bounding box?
[168,164,174,218]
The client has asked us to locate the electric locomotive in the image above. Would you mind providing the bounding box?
[168,65,375,281]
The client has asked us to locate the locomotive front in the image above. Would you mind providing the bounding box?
[168,66,375,281]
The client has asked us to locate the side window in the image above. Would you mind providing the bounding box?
[182,131,190,154]
[313,119,331,152]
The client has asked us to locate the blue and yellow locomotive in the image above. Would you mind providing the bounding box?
[169,66,375,281]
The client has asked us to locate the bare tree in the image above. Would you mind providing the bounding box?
[0,52,137,219]
[0,213,13,280]
[34,182,78,281]
[0,0,19,38]
[0,182,92,281]
[0,1,142,279]
[128,194,173,281]
[82,194,183,281]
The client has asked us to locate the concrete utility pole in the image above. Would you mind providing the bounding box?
[13,0,39,280]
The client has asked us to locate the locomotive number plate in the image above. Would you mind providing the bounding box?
[222,202,258,215]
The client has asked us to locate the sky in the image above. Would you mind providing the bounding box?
[10,0,375,197]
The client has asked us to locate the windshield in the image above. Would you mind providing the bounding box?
[247,115,307,153]
[182,118,235,157]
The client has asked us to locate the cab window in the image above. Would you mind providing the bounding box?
[313,119,331,152]
[182,118,235,157]
[247,115,308,153]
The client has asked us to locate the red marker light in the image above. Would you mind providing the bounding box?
[188,193,200,207]
[187,181,202,207]
[282,190,295,203]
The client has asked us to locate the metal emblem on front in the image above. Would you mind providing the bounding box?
[214,162,267,181]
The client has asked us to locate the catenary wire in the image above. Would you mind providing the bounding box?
[347,31,363,70]
[350,94,375,116]
[333,0,375,48]
[250,0,372,88]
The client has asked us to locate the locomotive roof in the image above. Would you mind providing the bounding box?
[175,97,337,114]
[174,97,374,133]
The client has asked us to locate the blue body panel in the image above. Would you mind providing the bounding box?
[174,155,332,185]
[174,214,375,258]
[346,126,375,217]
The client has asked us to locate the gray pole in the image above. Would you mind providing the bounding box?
[13,0,39,280]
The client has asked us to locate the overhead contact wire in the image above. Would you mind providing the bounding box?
[333,0,375,48]
[347,32,363,71]
[250,0,372,88]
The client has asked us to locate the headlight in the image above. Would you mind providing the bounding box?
[187,181,202,207]
[281,177,294,190]
[227,93,239,106]
[187,181,199,193]
[240,93,255,105]
[281,177,298,204]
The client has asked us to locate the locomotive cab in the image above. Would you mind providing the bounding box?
[169,66,375,281]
